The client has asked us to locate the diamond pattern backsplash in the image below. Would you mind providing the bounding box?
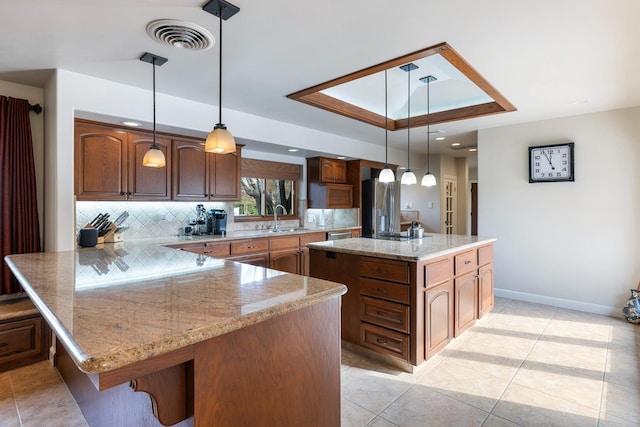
[76,201,234,240]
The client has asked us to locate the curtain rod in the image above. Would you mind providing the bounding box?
[29,104,42,114]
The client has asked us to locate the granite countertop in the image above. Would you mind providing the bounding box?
[4,241,347,374]
[307,234,496,262]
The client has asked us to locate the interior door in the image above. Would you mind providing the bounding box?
[442,176,457,234]
[471,182,478,236]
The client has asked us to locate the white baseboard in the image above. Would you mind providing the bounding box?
[495,288,621,317]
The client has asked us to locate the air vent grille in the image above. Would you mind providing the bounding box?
[147,20,213,51]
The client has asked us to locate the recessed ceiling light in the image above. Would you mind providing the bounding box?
[337,156,346,160]
[121,121,141,127]
[287,148,299,152]
[469,148,477,152]
[435,136,445,141]
[569,99,588,105]
[451,142,461,146]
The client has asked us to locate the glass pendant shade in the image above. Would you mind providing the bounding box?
[142,146,166,167]
[379,167,395,183]
[401,170,417,185]
[205,124,236,154]
[421,173,437,187]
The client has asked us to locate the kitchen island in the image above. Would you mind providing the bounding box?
[308,234,496,372]
[5,242,347,427]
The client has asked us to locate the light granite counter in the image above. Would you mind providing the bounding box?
[307,233,496,262]
[5,241,347,375]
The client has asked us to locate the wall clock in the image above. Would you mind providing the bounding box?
[529,142,574,183]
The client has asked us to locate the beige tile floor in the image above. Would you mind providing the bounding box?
[1,297,639,426]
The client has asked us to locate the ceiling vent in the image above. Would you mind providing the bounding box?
[146,19,214,51]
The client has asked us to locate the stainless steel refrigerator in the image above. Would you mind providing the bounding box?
[361,178,401,238]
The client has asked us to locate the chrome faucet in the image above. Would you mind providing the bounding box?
[273,204,286,231]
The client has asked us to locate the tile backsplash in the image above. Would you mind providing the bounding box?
[76,201,234,240]
[76,202,359,240]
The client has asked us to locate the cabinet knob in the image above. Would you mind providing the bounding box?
[376,288,389,294]
[120,192,126,196]
[0,342,8,348]
[465,260,472,265]
[376,338,388,345]
[376,310,388,317]
[376,269,388,275]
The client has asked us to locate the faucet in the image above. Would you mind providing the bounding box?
[273,204,286,231]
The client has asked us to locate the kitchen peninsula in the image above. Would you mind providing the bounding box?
[308,234,496,371]
[5,242,347,427]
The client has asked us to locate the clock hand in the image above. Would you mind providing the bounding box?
[542,150,555,170]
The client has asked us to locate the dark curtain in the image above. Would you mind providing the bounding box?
[0,96,41,294]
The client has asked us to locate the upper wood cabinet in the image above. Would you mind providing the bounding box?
[75,123,128,200]
[307,157,347,184]
[319,158,347,183]
[172,139,241,201]
[307,157,353,208]
[74,120,241,202]
[127,132,171,200]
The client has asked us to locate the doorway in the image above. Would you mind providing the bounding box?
[471,182,478,236]
[441,175,457,234]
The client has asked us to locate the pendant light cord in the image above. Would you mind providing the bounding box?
[426,78,431,174]
[218,5,223,126]
[407,67,411,171]
[384,69,388,166]
[152,56,157,147]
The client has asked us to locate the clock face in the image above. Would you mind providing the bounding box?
[529,143,574,182]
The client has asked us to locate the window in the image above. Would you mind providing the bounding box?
[235,178,295,216]
[234,159,301,220]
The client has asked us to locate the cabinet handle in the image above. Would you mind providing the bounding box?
[376,288,389,294]
[376,269,388,275]
[376,310,388,317]
[127,192,132,195]
[465,260,472,265]
[246,246,255,249]
[120,192,126,196]
[376,338,388,345]
[0,342,7,348]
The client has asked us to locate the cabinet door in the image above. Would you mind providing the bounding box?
[454,271,477,337]
[128,132,171,200]
[299,232,326,276]
[320,158,347,183]
[75,124,127,200]
[424,280,453,359]
[326,184,353,208]
[209,147,241,200]
[478,263,494,318]
[269,248,300,274]
[172,140,209,201]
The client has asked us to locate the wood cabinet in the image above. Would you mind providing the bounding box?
[75,122,172,201]
[172,139,241,201]
[478,245,495,318]
[127,132,172,200]
[75,120,240,202]
[168,231,327,275]
[310,242,495,368]
[0,312,50,373]
[307,157,353,208]
[75,123,128,200]
[307,157,348,184]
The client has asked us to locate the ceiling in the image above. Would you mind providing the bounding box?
[1,0,639,166]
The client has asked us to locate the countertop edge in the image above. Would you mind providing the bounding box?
[6,253,348,375]
[307,236,497,262]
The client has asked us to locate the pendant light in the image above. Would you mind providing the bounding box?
[140,52,168,168]
[379,69,395,183]
[400,63,418,185]
[421,75,437,187]
[203,0,240,154]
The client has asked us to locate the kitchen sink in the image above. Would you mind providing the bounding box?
[268,228,310,233]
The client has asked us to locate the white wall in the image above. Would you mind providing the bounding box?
[400,161,441,232]
[478,106,640,315]
[45,69,406,251]
[0,80,44,244]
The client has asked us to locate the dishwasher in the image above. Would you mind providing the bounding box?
[327,231,352,240]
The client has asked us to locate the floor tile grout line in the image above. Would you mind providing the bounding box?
[485,303,557,421]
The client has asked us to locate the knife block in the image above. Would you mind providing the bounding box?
[102,223,124,243]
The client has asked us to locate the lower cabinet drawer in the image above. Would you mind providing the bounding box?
[360,323,409,361]
[359,296,409,333]
[0,317,42,362]
[360,277,409,304]
[231,239,270,255]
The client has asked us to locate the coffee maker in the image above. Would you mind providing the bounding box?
[207,209,227,235]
